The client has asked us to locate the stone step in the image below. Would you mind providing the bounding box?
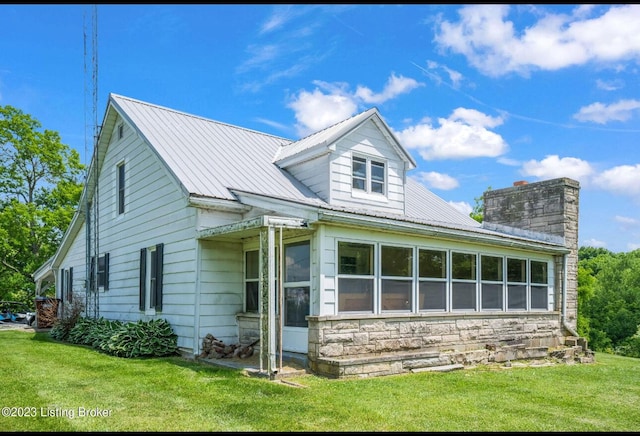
[411,363,464,373]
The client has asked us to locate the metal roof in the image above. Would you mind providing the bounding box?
[273,107,416,168]
[108,94,561,248]
[111,94,323,204]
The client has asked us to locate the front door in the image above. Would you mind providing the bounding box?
[281,240,310,353]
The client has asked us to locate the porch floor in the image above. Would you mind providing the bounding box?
[198,351,309,380]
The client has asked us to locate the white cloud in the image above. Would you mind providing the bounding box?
[593,164,640,197]
[287,73,423,137]
[615,215,640,230]
[448,200,473,216]
[288,88,357,137]
[573,99,640,124]
[596,79,623,91]
[435,4,640,77]
[394,108,507,160]
[520,155,594,182]
[354,73,424,105]
[582,238,607,248]
[628,242,640,251]
[416,171,459,190]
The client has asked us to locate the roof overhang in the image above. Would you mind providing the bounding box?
[317,209,570,255]
[197,215,309,240]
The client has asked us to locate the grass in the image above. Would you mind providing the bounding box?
[2,329,639,432]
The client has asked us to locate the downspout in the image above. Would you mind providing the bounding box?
[561,253,579,337]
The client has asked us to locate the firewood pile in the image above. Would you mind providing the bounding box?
[199,333,258,359]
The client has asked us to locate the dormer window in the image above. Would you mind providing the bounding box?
[352,154,386,195]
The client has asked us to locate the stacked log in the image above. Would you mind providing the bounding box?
[199,333,258,359]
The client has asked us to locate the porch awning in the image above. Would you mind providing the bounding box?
[196,215,309,240]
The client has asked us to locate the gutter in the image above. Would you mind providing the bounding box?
[318,210,570,255]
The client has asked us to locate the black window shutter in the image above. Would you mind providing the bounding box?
[68,267,73,302]
[104,253,110,291]
[89,256,95,291]
[60,269,65,302]
[155,243,164,312]
[139,248,146,311]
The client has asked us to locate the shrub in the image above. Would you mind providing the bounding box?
[63,317,178,358]
[49,294,84,341]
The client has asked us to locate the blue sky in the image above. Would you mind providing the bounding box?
[2,4,640,253]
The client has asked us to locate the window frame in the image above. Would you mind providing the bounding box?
[380,244,413,312]
[337,241,375,313]
[351,153,387,196]
[139,243,163,313]
[116,161,125,216]
[336,241,554,316]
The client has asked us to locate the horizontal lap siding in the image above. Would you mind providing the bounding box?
[286,155,330,201]
[90,117,197,350]
[198,240,243,345]
[330,122,405,213]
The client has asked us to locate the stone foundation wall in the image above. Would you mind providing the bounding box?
[307,313,565,377]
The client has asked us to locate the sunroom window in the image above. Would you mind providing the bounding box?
[507,258,527,310]
[337,242,374,312]
[481,255,503,310]
[530,260,548,310]
[419,249,447,311]
[451,252,477,310]
[380,245,412,311]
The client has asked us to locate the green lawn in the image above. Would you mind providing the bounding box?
[2,329,639,432]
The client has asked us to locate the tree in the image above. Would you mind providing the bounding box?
[469,186,491,223]
[0,105,84,306]
[578,247,640,355]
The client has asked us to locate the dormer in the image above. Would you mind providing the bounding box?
[274,108,416,215]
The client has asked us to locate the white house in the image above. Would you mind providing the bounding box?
[34,93,589,378]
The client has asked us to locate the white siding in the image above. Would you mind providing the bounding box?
[58,114,199,351]
[285,154,331,202]
[330,120,406,213]
[57,221,88,302]
[198,239,243,345]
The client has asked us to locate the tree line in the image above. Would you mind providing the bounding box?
[1,105,639,358]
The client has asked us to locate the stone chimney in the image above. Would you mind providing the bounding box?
[483,177,580,333]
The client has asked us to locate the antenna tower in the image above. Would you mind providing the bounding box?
[84,5,99,319]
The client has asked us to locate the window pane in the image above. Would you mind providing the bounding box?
[452,282,476,310]
[452,252,476,280]
[481,255,503,281]
[419,281,446,310]
[246,250,259,279]
[371,181,384,194]
[508,284,526,309]
[507,258,526,282]
[481,283,503,310]
[285,241,310,282]
[245,282,259,313]
[352,157,366,178]
[338,278,373,312]
[419,249,446,278]
[531,285,548,309]
[338,242,373,275]
[381,246,412,277]
[531,261,548,284]
[381,279,411,311]
[371,161,385,182]
[285,286,309,327]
